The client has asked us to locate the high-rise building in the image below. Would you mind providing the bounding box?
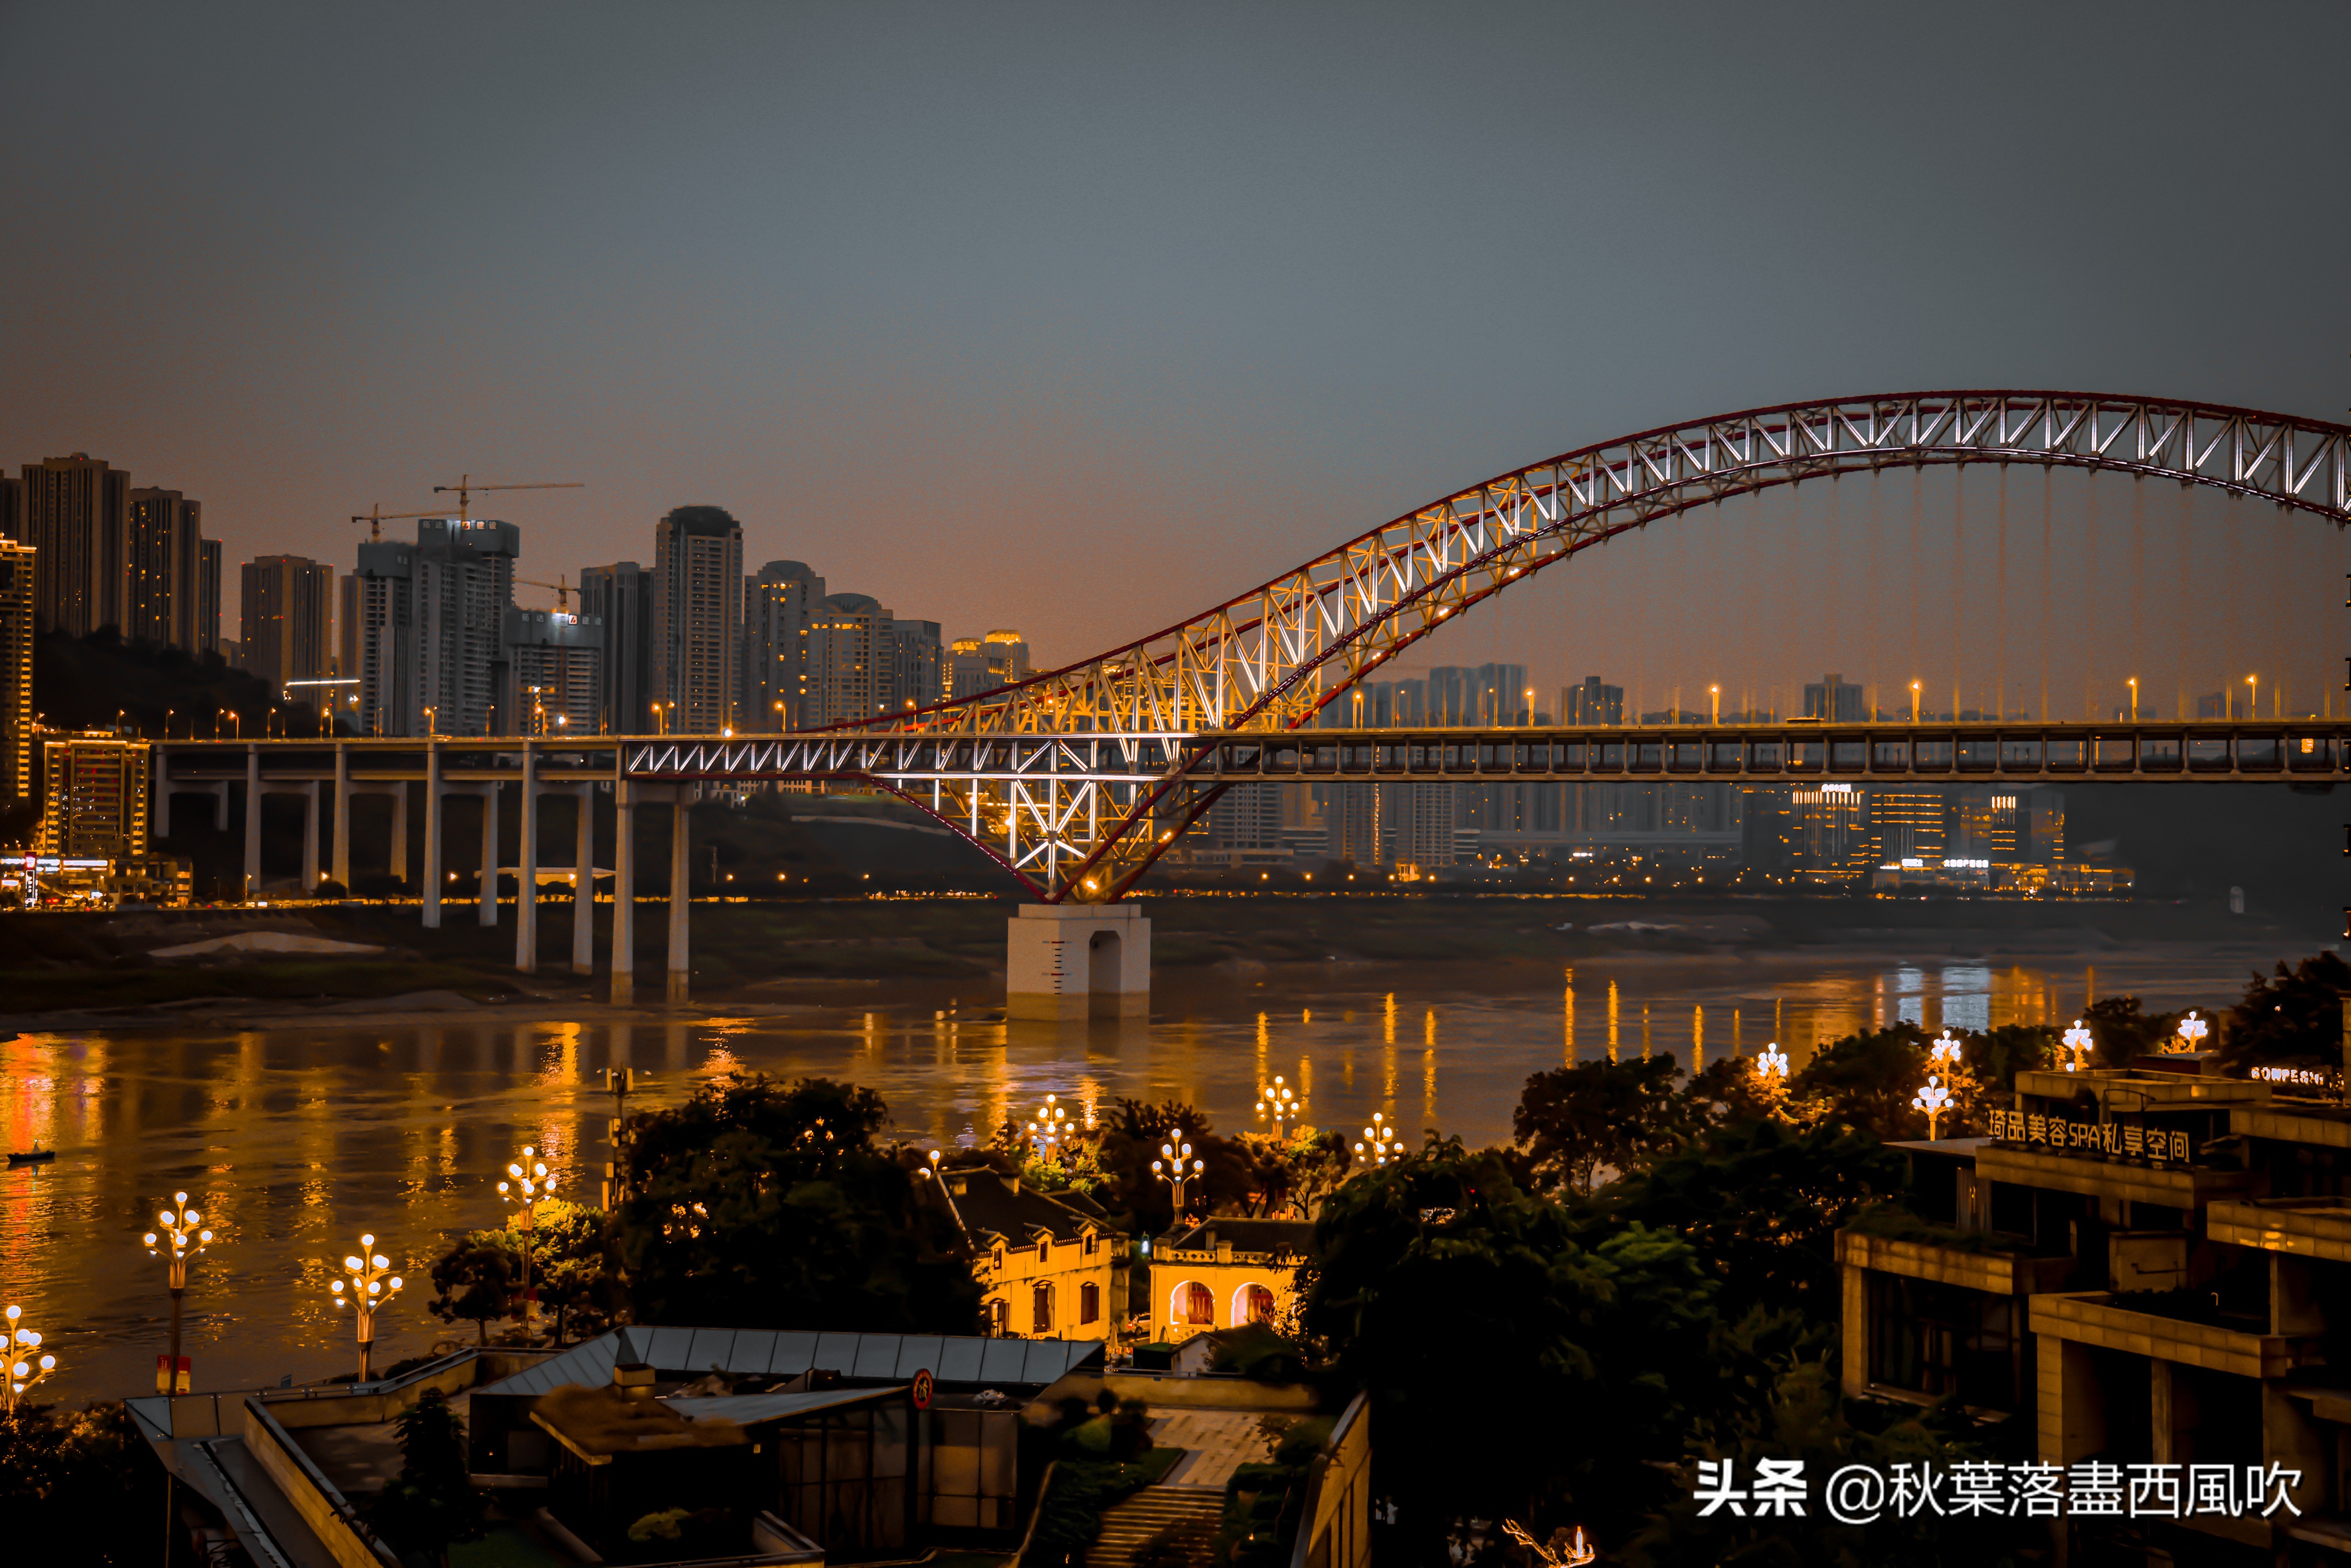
[889,619,942,713]
[1785,782,1871,880]
[1868,786,1948,865]
[1202,783,1283,857]
[0,542,32,811]
[1803,672,1866,721]
[350,519,518,735]
[502,607,603,734]
[196,539,222,655]
[20,453,130,635]
[37,733,149,860]
[651,506,743,733]
[1427,663,1529,725]
[1327,782,1384,866]
[945,628,1033,701]
[0,475,20,543]
[1560,677,1624,726]
[337,573,359,679]
[743,560,824,730]
[1390,782,1456,871]
[802,593,891,727]
[239,555,335,695]
[126,488,204,649]
[580,562,654,734]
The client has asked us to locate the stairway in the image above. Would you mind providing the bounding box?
[1090,1484,1224,1568]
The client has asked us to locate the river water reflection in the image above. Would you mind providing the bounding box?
[0,946,2266,1402]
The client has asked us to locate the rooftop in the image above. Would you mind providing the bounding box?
[478,1324,1103,1399]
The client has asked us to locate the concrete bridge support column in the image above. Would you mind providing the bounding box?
[610,782,635,1006]
[213,783,228,832]
[572,785,595,976]
[422,746,442,929]
[515,748,538,973]
[666,790,692,1005]
[478,782,500,927]
[1006,903,1150,1020]
[153,754,170,839]
[329,748,350,890]
[300,783,320,893]
[389,786,408,889]
[242,746,261,901]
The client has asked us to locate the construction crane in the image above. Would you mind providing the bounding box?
[431,475,584,519]
[517,573,573,611]
[350,505,443,542]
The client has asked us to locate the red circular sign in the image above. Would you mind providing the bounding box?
[911,1368,934,1410]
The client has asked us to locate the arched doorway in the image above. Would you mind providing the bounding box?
[1171,1279,1214,1326]
[1234,1283,1275,1325]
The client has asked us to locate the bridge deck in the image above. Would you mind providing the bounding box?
[152,720,2351,787]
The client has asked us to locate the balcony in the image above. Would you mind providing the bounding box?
[2028,1291,2326,1380]
[2208,1198,2351,1262]
[1835,1228,2074,1296]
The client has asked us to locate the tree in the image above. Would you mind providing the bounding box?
[1512,1055,1686,1194]
[2225,952,2351,1070]
[1597,1117,1906,1320]
[1965,1023,2057,1090]
[369,1392,486,1568]
[1677,1055,1786,1131]
[614,1073,983,1330]
[1301,1137,1717,1554]
[2084,994,2182,1066]
[428,1234,520,1345]
[1789,1024,1929,1139]
[529,1200,616,1346]
[0,1402,157,1567]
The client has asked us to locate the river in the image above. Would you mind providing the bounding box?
[0,942,2279,1404]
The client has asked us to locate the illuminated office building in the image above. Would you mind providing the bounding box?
[0,541,31,811]
[37,732,149,860]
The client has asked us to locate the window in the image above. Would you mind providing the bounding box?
[992,1247,1003,1271]
[1038,1237,1049,1264]
[988,1298,1008,1333]
[1033,1282,1054,1335]
[1083,1231,1097,1257]
[1080,1282,1100,1324]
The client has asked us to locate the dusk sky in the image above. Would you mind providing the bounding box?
[5,1,2346,702]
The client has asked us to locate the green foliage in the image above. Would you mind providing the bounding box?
[1302,1137,1716,1551]
[1208,1322,1310,1386]
[1965,1023,2058,1088]
[428,1232,521,1345]
[1597,1117,1906,1319]
[614,1073,983,1330]
[527,1199,617,1346]
[1513,1054,1685,1194]
[2084,995,2182,1065]
[1789,1024,1929,1139]
[369,1392,486,1566]
[0,1402,156,1567]
[2225,951,2351,1068]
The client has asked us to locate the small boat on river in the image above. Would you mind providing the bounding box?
[7,1146,56,1165]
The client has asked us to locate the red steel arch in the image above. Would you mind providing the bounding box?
[766,391,2351,898]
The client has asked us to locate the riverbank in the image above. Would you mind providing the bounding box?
[0,891,2322,1033]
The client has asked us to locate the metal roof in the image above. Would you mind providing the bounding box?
[662,1387,892,1425]
[476,1328,1103,1399]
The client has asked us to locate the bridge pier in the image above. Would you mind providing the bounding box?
[515,749,538,973]
[610,782,635,1005]
[1006,903,1150,1021]
[477,782,499,927]
[666,789,691,1005]
[242,747,261,901]
[572,783,595,976]
[300,782,320,892]
[422,745,443,928]
[329,750,350,890]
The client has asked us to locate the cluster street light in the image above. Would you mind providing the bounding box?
[1027,1095,1074,1162]
[1912,1075,1953,1140]
[1257,1076,1302,1138]
[498,1146,554,1332]
[1755,1042,1790,1081]
[2,1305,55,1418]
[2175,1011,2209,1053]
[1355,1112,1399,1166]
[2063,1020,2094,1073]
[1930,1031,1963,1068]
[1153,1132,1204,1221]
[143,1191,214,1395]
[329,1235,404,1382]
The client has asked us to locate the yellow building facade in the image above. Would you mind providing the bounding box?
[934,1166,1123,1341]
[1147,1218,1314,1344]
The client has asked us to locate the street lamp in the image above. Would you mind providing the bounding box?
[1709,684,1720,724]
[143,1192,213,1394]
[2,1305,56,1418]
[1910,680,1921,723]
[498,1146,553,1333]
[1027,1095,1073,1162]
[2175,1011,2208,1053]
[1354,1112,1398,1166]
[1929,1031,1962,1067]
[1152,1132,1204,1221]
[2127,677,2139,721]
[328,1235,404,1382]
[2063,1019,2093,1073]
[1912,1074,1953,1139]
[1256,1076,1301,1138]
[1755,1042,1790,1081]
[2246,674,2258,719]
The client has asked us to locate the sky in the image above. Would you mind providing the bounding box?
[3,1,2346,703]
